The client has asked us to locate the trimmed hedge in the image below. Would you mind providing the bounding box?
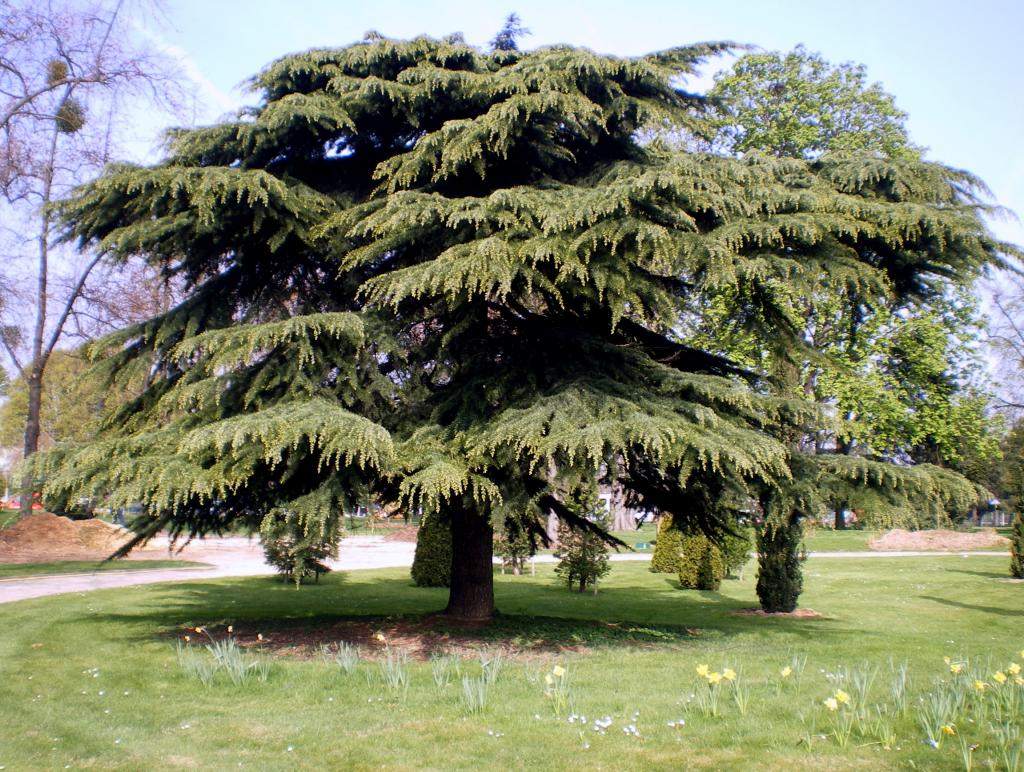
[677,532,725,591]
[650,514,685,573]
[755,520,804,612]
[411,512,452,587]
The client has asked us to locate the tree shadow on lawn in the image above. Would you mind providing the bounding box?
[921,595,1024,618]
[946,567,1014,580]
[82,571,840,659]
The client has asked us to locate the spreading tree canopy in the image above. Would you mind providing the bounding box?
[41,34,1013,618]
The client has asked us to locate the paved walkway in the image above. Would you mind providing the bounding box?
[0,535,416,605]
[0,537,1009,605]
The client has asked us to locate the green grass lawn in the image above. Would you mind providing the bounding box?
[802,528,878,552]
[1,556,1021,770]
[0,560,210,579]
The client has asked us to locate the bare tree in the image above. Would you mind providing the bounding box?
[0,0,182,512]
[989,272,1024,416]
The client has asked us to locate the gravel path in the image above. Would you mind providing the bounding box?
[0,538,1009,605]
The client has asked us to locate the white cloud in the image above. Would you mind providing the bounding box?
[130,19,240,119]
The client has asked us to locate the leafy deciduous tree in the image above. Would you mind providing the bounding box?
[708,45,918,160]
[706,46,1005,529]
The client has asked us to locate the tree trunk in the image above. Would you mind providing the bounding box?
[834,501,848,530]
[445,503,495,620]
[18,367,44,514]
[609,484,633,532]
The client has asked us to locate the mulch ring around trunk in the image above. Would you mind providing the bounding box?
[168,613,704,662]
[732,608,825,619]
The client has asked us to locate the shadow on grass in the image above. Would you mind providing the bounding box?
[79,570,839,655]
[947,568,1012,580]
[921,595,1024,617]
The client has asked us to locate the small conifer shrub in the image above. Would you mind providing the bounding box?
[411,512,453,587]
[554,487,611,593]
[1010,513,1024,579]
[677,532,726,590]
[496,520,534,575]
[261,517,338,588]
[650,514,686,573]
[755,519,805,612]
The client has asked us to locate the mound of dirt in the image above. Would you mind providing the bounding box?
[381,525,419,542]
[0,512,146,563]
[868,528,1009,552]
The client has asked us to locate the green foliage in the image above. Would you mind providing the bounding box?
[553,486,611,592]
[40,32,1014,616]
[261,513,339,587]
[495,518,534,575]
[676,532,725,591]
[997,420,1024,514]
[755,517,805,613]
[411,512,452,587]
[709,45,917,159]
[720,528,752,577]
[0,349,112,449]
[650,514,685,574]
[1010,513,1024,580]
[706,45,1002,497]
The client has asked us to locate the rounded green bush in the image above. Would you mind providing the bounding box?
[411,512,452,587]
[677,532,725,590]
[650,514,685,573]
[720,528,752,577]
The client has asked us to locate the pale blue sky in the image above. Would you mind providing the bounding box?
[146,0,1023,246]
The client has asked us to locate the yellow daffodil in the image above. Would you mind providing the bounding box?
[257,633,264,642]
[943,656,951,665]
[824,697,838,711]
[696,664,709,677]
[227,625,233,634]
[994,671,1007,685]
[974,680,988,693]
[941,725,956,736]
[373,632,386,643]
[553,665,566,678]
[707,672,723,685]
[195,626,204,633]
[723,668,736,681]
[1020,649,1024,659]
[544,674,554,686]
[183,635,190,643]
[1015,676,1024,686]
[1008,662,1020,675]
[834,689,850,704]
[950,663,963,674]
[780,666,792,678]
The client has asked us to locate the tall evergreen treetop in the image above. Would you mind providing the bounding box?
[42,34,1012,618]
